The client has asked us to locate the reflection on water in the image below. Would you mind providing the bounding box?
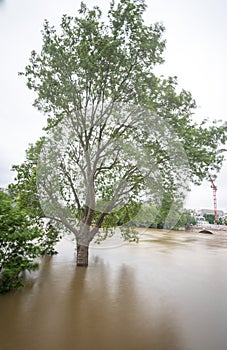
[1,230,227,350]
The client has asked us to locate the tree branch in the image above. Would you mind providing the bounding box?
[60,160,82,216]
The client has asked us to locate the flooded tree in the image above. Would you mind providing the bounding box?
[16,0,227,266]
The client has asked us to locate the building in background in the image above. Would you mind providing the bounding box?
[0,187,8,193]
[198,209,224,217]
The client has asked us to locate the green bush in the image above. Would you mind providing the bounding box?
[0,191,58,294]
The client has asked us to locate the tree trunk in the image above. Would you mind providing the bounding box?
[76,244,89,267]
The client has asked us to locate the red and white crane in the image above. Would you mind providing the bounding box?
[208,174,218,223]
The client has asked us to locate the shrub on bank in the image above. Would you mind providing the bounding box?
[0,191,58,294]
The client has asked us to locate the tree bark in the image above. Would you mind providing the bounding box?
[76,244,89,267]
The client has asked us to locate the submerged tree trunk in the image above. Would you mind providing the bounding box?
[76,243,89,267]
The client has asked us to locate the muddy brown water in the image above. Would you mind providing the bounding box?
[1,229,227,350]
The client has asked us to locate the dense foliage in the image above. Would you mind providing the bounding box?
[0,191,59,294]
[203,214,215,224]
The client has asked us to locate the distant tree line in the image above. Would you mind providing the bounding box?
[203,214,227,225]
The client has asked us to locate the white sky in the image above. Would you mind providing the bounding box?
[0,0,226,211]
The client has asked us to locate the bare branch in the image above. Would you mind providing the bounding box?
[94,152,120,178]
[59,160,82,215]
[42,182,79,236]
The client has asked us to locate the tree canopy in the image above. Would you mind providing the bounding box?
[16,0,227,266]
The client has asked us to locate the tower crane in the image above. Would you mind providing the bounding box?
[208,174,218,223]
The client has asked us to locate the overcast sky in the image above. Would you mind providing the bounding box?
[0,0,226,211]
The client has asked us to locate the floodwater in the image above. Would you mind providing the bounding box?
[1,229,227,350]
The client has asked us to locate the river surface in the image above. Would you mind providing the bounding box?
[1,229,227,350]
